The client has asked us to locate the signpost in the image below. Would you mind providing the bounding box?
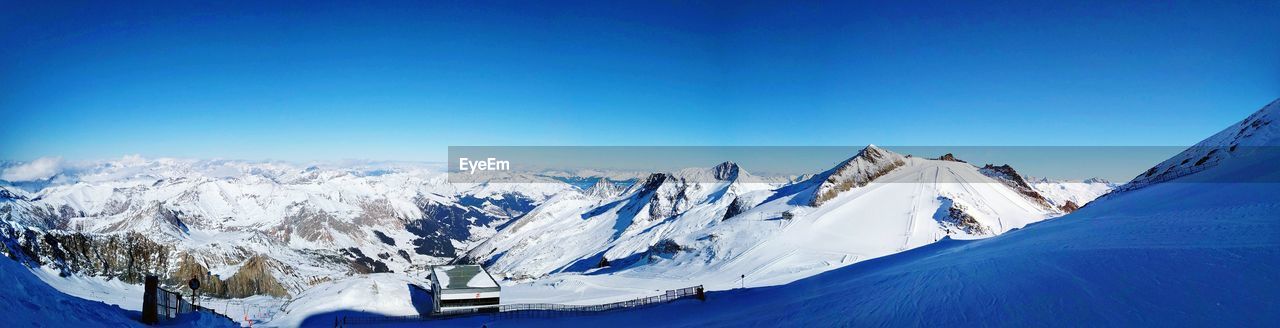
[189,277,201,308]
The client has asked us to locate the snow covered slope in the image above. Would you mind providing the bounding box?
[428,102,1280,327]
[465,145,1099,295]
[0,252,236,327]
[460,162,779,280]
[1121,98,1280,190]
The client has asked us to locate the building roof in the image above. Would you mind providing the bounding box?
[431,265,500,292]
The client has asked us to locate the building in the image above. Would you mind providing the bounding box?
[429,265,501,314]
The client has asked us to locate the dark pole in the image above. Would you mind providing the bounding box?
[142,275,159,324]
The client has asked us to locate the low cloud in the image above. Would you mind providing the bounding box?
[119,154,147,166]
[2,157,63,182]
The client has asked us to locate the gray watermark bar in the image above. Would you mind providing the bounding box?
[446,146,1280,184]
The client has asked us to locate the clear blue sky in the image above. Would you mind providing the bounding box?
[2,1,1277,162]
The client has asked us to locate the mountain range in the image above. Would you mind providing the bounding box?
[3,98,1277,326]
[0,147,1113,303]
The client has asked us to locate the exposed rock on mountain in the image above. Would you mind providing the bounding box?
[811,145,907,206]
[711,161,740,181]
[405,198,503,258]
[722,196,749,221]
[584,178,624,199]
[460,161,775,279]
[937,153,965,162]
[1118,98,1280,192]
[222,255,291,297]
[0,228,171,284]
[934,197,989,235]
[979,164,1053,207]
[342,247,391,274]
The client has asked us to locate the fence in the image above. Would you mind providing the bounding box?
[337,285,704,326]
[155,287,192,319]
[1113,162,1215,194]
[142,275,236,324]
[496,285,702,319]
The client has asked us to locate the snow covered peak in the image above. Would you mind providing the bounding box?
[1027,177,1117,212]
[937,153,965,162]
[1081,177,1112,184]
[978,164,1033,189]
[810,145,908,206]
[711,161,740,181]
[584,179,625,199]
[978,163,1054,208]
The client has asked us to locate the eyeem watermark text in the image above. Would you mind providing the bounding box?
[458,157,510,174]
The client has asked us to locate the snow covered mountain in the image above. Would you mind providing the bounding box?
[0,143,1123,325]
[462,145,1108,293]
[1027,176,1117,211]
[459,161,777,279]
[0,159,573,298]
[429,103,1280,327]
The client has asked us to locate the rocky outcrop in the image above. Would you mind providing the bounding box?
[0,201,75,231]
[405,197,501,258]
[1057,200,1081,213]
[811,145,907,206]
[0,228,171,284]
[222,255,290,298]
[0,226,301,298]
[937,153,965,162]
[1117,99,1278,193]
[169,253,230,296]
[341,247,390,274]
[935,198,989,235]
[619,173,691,221]
[273,205,359,246]
[711,161,740,181]
[585,178,624,199]
[721,196,749,221]
[643,238,684,263]
[649,238,683,255]
[105,202,189,236]
[0,187,26,201]
[979,164,1053,208]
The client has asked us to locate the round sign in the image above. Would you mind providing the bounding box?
[188,277,201,290]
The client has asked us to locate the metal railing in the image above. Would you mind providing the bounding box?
[155,287,191,319]
[1113,163,1215,194]
[495,285,702,319]
[151,286,237,323]
[337,285,704,326]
